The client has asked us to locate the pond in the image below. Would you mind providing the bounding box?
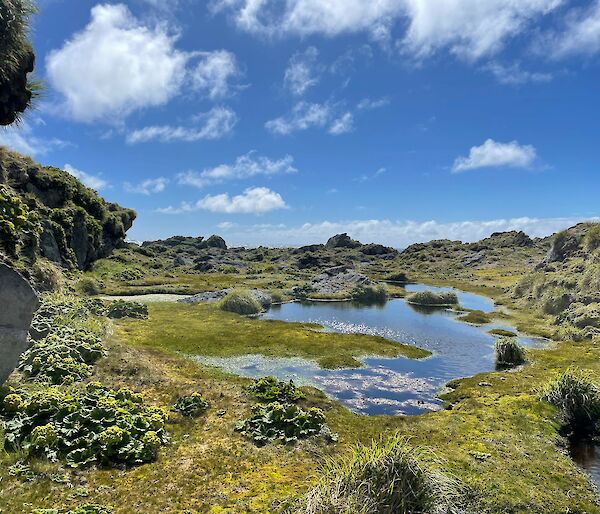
[570,440,600,489]
[194,284,548,417]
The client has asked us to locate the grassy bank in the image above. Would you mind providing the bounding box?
[114,302,430,369]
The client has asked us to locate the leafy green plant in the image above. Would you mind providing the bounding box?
[18,325,105,384]
[219,290,263,315]
[495,337,526,368]
[0,184,41,256]
[1,383,168,467]
[106,300,148,319]
[541,368,600,435]
[247,376,305,403]
[235,402,328,445]
[292,433,460,514]
[406,290,459,307]
[172,392,209,418]
[33,505,113,514]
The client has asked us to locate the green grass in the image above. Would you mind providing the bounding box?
[406,290,459,307]
[115,302,430,369]
[457,310,492,325]
[489,328,518,337]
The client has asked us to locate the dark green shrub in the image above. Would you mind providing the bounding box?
[293,433,460,514]
[219,290,263,315]
[1,383,168,467]
[114,268,144,281]
[352,284,388,304]
[247,376,305,403]
[541,368,600,435]
[385,272,408,283]
[0,184,41,256]
[235,402,328,445]
[172,392,209,418]
[495,337,526,367]
[107,300,148,319]
[406,290,459,307]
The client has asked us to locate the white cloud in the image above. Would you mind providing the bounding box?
[265,101,331,135]
[46,4,188,122]
[541,0,600,58]
[190,50,241,99]
[124,177,169,195]
[328,112,354,135]
[357,97,390,110]
[213,0,563,60]
[485,62,553,85]
[64,164,108,190]
[127,106,237,143]
[452,139,538,172]
[0,122,68,156]
[401,0,563,61]
[217,216,599,248]
[177,151,297,188]
[284,47,320,96]
[158,186,287,214]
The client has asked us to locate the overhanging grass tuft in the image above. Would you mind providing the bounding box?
[495,337,526,368]
[219,290,263,315]
[291,433,460,514]
[406,290,459,307]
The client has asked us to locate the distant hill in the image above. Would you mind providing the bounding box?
[0,148,136,280]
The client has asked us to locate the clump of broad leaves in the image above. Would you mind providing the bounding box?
[172,392,209,418]
[19,326,105,385]
[106,300,148,319]
[236,377,337,446]
[1,382,168,468]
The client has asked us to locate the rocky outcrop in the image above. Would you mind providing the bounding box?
[360,243,396,256]
[326,233,361,249]
[0,263,38,384]
[311,265,372,295]
[0,149,136,270]
[204,235,227,250]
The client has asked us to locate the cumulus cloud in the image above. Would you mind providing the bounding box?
[158,186,287,214]
[127,106,237,143]
[284,46,321,96]
[190,50,241,99]
[213,0,563,60]
[452,139,538,172]
[177,151,297,188]
[217,216,599,248]
[46,4,187,122]
[540,0,600,58]
[124,177,169,195]
[484,62,553,85]
[64,164,108,190]
[0,122,68,156]
[46,4,243,123]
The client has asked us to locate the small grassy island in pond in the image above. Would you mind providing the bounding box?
[406,290,459,307]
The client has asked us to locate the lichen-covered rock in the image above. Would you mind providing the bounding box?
[311,266,372,295]
[326,233,361,249]
[0,263,38,384]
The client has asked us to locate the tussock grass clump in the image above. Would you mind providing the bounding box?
[495,337,526,367]
[293,434,460,514]
[585,224,600,252]
[458,310,491,325]
[219,290,263,315]
[352,284,388,304]
[385,272,408,283]
[406,290,459,307]
[247,376,305,403]
[541,368,600,435]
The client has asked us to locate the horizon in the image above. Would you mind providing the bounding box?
[1,0,599,247]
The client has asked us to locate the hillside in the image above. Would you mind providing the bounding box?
[0,148,135,284]
[513,222,600,340]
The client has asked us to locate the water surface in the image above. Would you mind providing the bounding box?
[195,285,547,416]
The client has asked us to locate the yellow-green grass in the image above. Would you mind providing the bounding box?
[2,314,600,513]
[114,302,430,369]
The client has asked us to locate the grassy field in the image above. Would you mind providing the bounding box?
[1,300,599,513]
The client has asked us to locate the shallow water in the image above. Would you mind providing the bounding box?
[570,441,600,489]
[193,285,548,417]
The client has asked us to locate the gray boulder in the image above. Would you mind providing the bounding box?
[311,266,372,294]
[0,263,38,384]
[326,233,361,249]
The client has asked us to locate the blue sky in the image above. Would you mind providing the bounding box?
[1,0,599,247]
